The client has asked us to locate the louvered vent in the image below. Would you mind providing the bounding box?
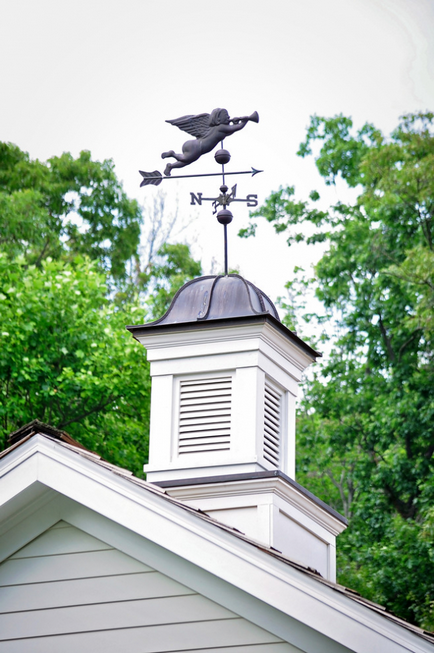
[178,376,232,455]
[264,381,281,467]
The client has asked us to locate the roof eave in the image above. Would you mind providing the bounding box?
[126,313,321,360]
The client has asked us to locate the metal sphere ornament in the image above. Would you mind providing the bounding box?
[215,149,231,165]
[217,208,233,225]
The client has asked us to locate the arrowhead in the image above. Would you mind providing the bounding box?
[251,168,263,177]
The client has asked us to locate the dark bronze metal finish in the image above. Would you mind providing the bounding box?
[139,167,262,187]
[128,274,281,326]
[139,170,163,187]
[189,184,258,213]
[138,108,262,275]
[217,209,233,225]
[216,207,234,275]
[161,109,258,176]
[215,149,231,165]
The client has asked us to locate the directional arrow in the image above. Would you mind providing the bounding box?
[139,167,263,187]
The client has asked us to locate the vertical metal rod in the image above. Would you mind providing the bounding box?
[219,141,228,274]
[224,224,228,276]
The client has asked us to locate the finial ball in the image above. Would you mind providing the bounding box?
[217,208,233,225]
[215,149,231,165]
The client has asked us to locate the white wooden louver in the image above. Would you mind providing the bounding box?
[178,376,232,455]
[264,381,281,467]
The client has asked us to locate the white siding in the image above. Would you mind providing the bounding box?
[0,522,303,653]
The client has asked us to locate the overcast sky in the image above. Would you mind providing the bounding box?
[1,0,434,304]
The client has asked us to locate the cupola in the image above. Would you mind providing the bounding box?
[127,273,347,581]
[127,274,317,482]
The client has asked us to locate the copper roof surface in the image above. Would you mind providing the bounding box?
[126,274,321,360]
[139,274,280,325]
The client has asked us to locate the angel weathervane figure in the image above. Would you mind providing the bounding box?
[138,107,261,276]
[161,108,258,176]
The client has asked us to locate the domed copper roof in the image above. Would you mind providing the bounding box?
[149,274,280,326]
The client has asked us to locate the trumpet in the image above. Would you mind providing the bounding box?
[230,111,259,125]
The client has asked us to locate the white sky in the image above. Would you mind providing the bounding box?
[1,0,434,307]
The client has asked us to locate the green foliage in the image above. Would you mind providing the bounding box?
[0,254,150,476]
[0,141,202,477]
[297,113,382,187]
[0,142,142,280]
[245,112,434,628]
[145,243,202,320]
[338,512,434,629]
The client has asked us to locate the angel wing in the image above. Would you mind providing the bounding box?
[166,113,211,139]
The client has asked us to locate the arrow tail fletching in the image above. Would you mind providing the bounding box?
[139,170,163,187]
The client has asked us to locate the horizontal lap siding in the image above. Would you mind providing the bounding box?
[0,548,150,585]
[0,594,236,639]
[0,572,195,612]
[0,623,294,653]
[9,525,111,558]
[0,522,292,653]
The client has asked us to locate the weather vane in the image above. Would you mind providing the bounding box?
[139,108,261,275]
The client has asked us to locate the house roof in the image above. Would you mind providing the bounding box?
[1,420,434,651]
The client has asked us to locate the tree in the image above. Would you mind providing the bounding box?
[0,254,150,476]
[242,112,434,628]
[0,142,142,281]
[0,142,202,476]
[145,243,202,319]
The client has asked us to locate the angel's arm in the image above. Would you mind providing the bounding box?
[218,119,249,136]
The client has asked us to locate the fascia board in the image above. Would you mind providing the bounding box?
[0,437,432,653]
[128,315,320,361]
[0,490,62,563]
[140,327,265,354]
[141,322,315,374]
[261,321,316,371]
[0,445,40,506]
[266,477,346,535]
[0,481,53,537]
[149,348,262,376]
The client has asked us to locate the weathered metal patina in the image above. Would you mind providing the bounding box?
[161,109,258,176]
[138,108,261,275]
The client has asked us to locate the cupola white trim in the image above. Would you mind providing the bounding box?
[157,471,347,581]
